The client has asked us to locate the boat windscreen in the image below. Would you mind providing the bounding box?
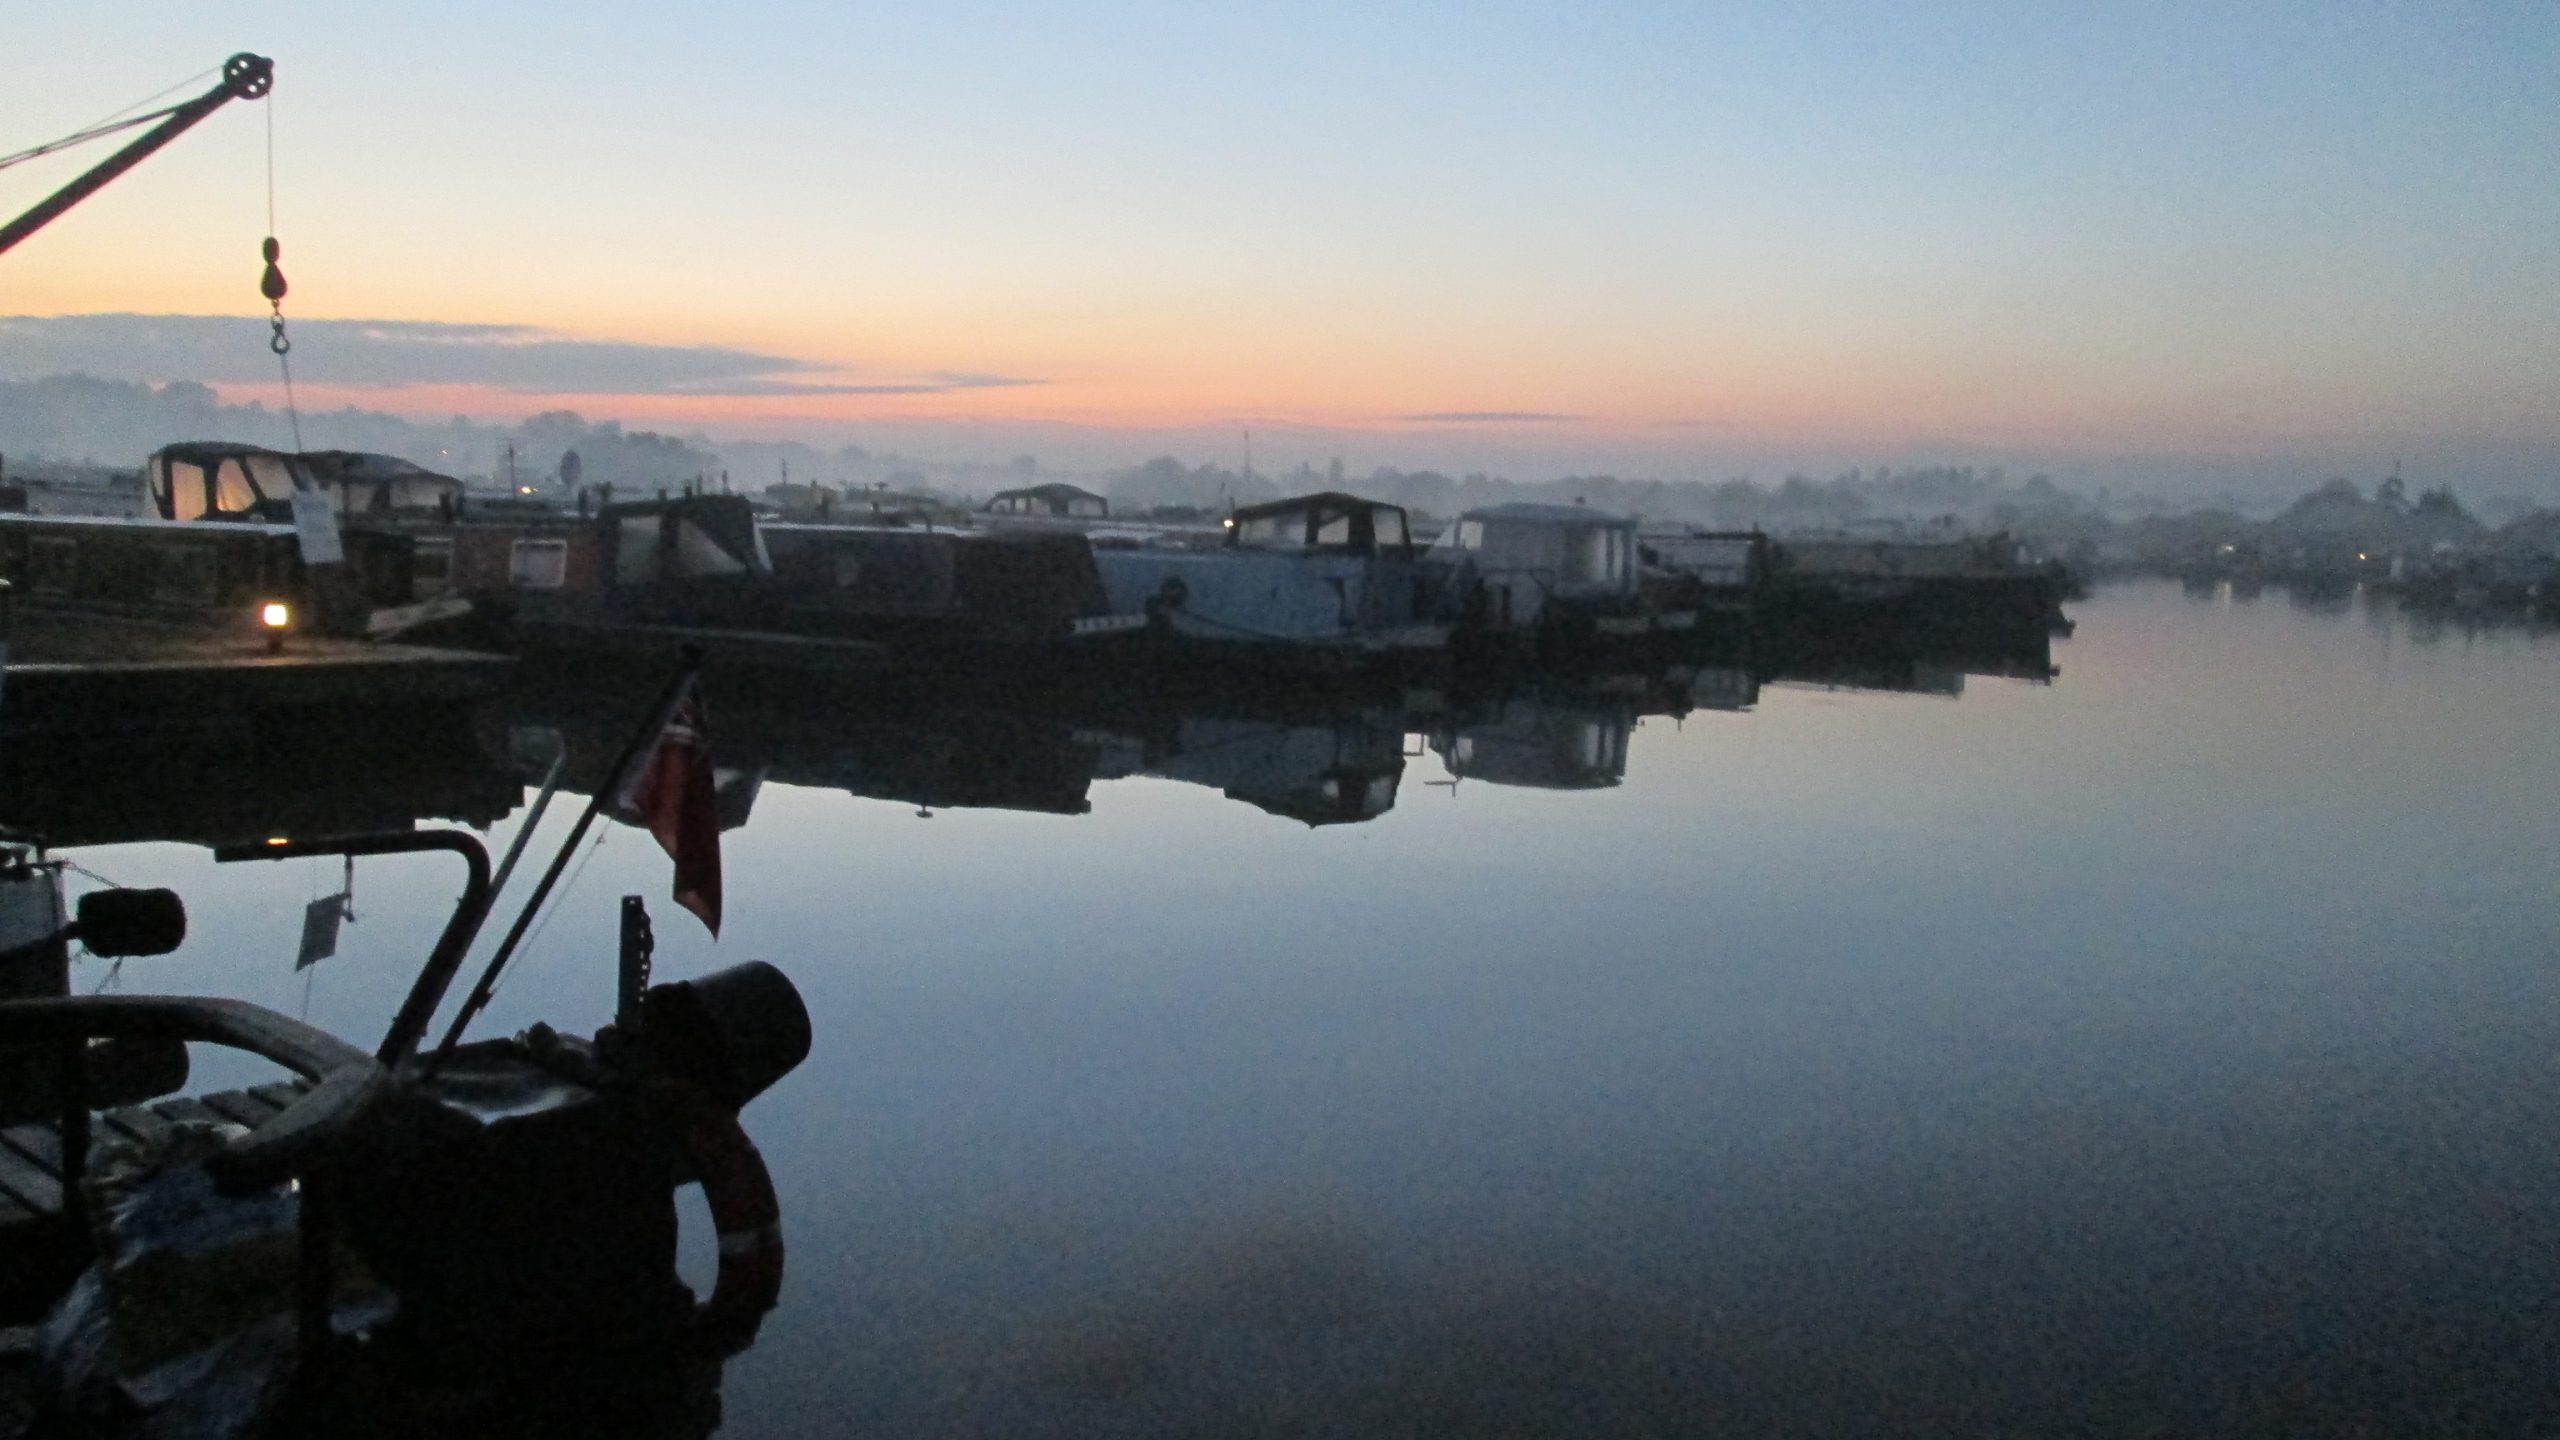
[1235,512,1306,549]
[244,454,300,507]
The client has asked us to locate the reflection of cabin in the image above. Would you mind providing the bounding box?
[1688,666,1759,712]
[1102,710,1407,825]
[986,483,1108,519]
[1432,696,1631,790]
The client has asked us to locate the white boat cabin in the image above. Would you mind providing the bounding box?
[1424,502,1640,630]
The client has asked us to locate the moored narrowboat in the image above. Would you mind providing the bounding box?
[1085,491,1447,671]
[0,442,442,640]
[1422,502,1698,661]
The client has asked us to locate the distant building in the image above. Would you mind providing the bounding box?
[985,483,1108,519]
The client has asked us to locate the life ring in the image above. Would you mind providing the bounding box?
[675,1096,785,1356]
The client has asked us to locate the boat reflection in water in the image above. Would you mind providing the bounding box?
[0,702,520,851]
[475,617,2053,826]
[1431,694,1631,791]
[487,666,1415,829]
[1090,706,1409,826]
[1418,625,2053,795]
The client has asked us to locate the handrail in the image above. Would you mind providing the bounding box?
[213,829,491,1068]
[0,993,371,1076]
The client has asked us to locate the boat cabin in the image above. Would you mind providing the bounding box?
[146,443,462,523]
[1225,492,1413,555]
[430,493,773,618]
[1424,502,1641,631]
[1086,492,1437,655]
[986,482,1109,519]
[1,448,426,637]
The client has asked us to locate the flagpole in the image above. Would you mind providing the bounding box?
[423,647,702,1074]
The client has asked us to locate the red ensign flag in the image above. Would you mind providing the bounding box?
[629,683,722,937]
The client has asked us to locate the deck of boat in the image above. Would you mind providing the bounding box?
[0,1080,312,1323]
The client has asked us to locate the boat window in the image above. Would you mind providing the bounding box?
[1373,509,1409,549]
[160,460,213,520]
[412,537,453,595]
[1235,513,1305,549]
[213,460,260,515]
[244,455,298,506]
[1456,519,1483,550]
[617,516,661,584]
[672,519,739,577]
[510,538,569,589]
[1575,722,1609,770]
[1566,526,1625,585]
[508,725,566,772]
[1314,510,1353,547]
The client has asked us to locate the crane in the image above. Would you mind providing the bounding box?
[0,53,274,258]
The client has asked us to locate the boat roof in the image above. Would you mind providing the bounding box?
[304,450,452,483]
[1457,501,1634,526]
[1229,491,1406,522]
[149,441,285,463]
[988,481,1106,505]
[149,443,460,488]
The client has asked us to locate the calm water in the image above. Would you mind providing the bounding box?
[47,582,2560,1435]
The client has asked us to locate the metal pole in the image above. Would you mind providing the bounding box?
[426,650,702,1070]
[483,747,569,903]
[0,54,274,258]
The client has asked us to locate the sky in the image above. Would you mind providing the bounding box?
[5,3,2557,495]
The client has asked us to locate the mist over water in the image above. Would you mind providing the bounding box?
[60,583,2560,1434]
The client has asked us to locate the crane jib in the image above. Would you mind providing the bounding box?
[0,53,274,259]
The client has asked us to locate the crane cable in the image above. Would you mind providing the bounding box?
[0,67,217,174]
[260,93,304,452]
